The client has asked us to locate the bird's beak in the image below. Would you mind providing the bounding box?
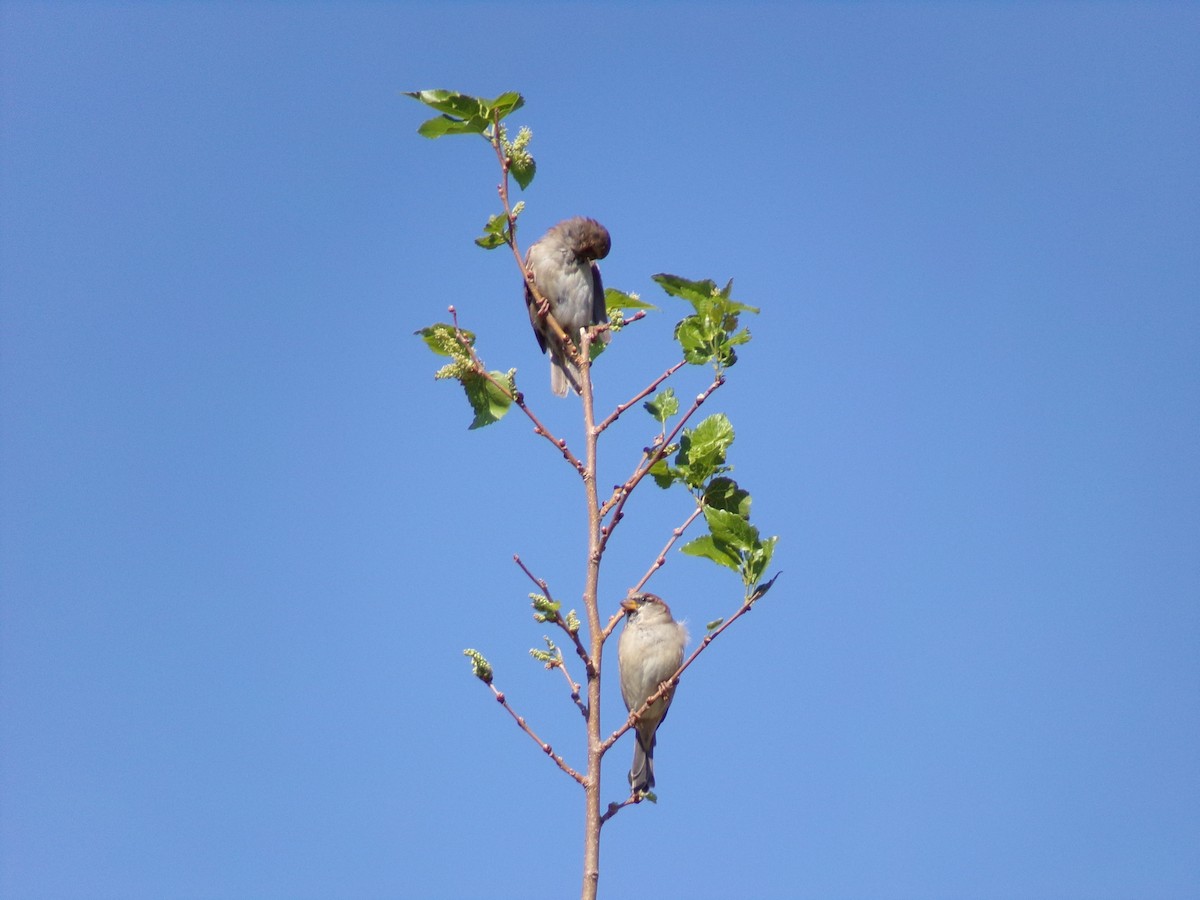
[620,597,640,613]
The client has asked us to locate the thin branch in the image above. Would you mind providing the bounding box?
[486,680,587,787]
[600,505,705,643]
[633,505,705,594]
[486,117,574,354]
[512,391,586,475]
[447,306,584,475]
[546,649,588,721]
[514,553,592,675]
[595,360,687,435]
[597,374,726,549]
[599,794,645,826]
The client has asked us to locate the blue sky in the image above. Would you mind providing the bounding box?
[2,3,1198,898]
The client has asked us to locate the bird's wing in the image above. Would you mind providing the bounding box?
[589,261,607,326]
[524,249,549,353]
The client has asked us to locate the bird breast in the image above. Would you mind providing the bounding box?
[527,245,598,333]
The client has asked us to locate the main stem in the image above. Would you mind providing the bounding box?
[580,342,603,900]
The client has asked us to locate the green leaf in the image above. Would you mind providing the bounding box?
[747,535,778,585]
[706,618,725,631]
[703,505,760,554]
[404,90,509,138]
[674,413,734,487]
[690,414,734,460]
[475,212,510,249]
[487,91,525,120]
[509,153,536,190]
[672,318,712,366]
[704,477,751,517]
[652,273,723,311]
[656,272,760,368]
[605,288,657,313]
[651,274,759,316]
[416,114,489,138]
[416,323,474,358]
[680,534,741,572]
[644,388,679,423]
[649,458,681,489]
[405,89,487,118]
[464,370,515,429]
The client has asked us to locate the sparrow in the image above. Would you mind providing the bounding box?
[617,592,688,792]
[523,217,611,396]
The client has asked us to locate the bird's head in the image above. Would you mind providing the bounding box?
[564,216,610,261]
[620,592,672,622]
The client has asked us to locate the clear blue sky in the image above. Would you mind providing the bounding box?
[2,3,1198,898]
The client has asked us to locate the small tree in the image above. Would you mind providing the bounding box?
[407,89,780,900]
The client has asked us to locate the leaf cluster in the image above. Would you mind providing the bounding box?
[405,89,525,139]
[406,89,536,250]
[653,274,759,370]
[648,412,777,594]
[416,323,515,429]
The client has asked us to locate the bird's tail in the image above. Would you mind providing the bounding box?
[628,730,656,792]
[550,352,582,397]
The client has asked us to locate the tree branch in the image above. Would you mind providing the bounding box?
[595,360,686,435]
[597,373,726,547]
[600,505,705,643]
[599,793,646,826]
[447,306,584,474]
[486,116,574,354]
[485,680,586,786]
[514,553,592,676]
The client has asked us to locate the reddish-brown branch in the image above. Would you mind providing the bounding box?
[596,360,686,435]
[599,794,645,826]
[597,374,726,549]
[600,505,706,643]
[486,118,574,354]
[513,553,592,676]
[548,652,588,720]
[487,681,586,786]
[447,306,584,474]
[577,329,605,898]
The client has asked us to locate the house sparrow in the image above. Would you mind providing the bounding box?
[617,593,688,792]
[523,217,611,396]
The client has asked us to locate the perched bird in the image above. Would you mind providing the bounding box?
[523,217,611,396]
[617,592,688,792]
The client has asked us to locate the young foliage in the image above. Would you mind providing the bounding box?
[405,89,525,139]
[415,324,515,429]
[654,273,759,370]
[643,388,679,424]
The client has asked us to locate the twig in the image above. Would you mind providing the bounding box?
[597,374,726,546]
[447,306,585,475]
[514,553,593,676]
[601,505,705,642]
[486,116,574,354]
[547,649,589,721]
[596,360,686,435]
[599,794,645,826]
[512,391,586,475]
[487,680,587,787]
